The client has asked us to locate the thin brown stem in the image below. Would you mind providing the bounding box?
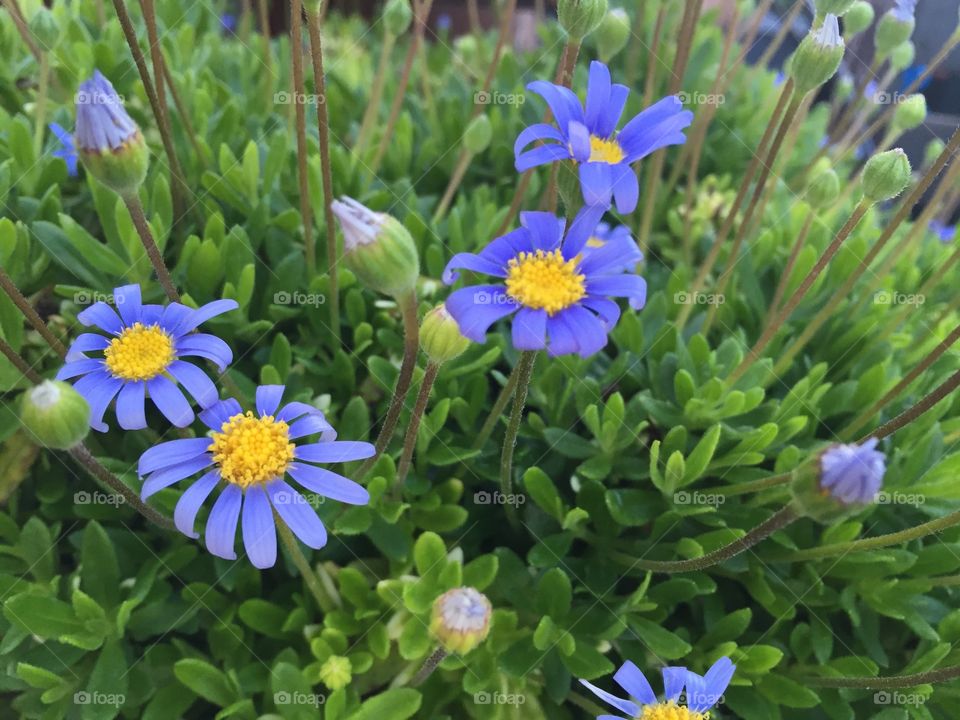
[0,269,66,357]
[159,51,208,171]
[257,0,274,107]
[768,210,815,320]
[0,336,41,382]
[290,0,314,276]
[1,0,41,61]
[867,368,960,442]
[799,666,960,690]
[412,647,448,687]
[355,32,396,152]
[471,362,522,452]
[276,512,338,611]
[124,195,180,303]
[395,362,439,493]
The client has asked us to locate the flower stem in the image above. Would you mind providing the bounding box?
[357,291,420,479]
[69,444,176,531]
[275,513,339,612]
[0,336,41,382]
[395,362,439,494]
[799,666,960,690]
[305,7,341,342]
[471,360,522,452]
[499,350,536,520]
[432,150,475,225]
[767,210,815,321]
[0,267,67,358]
[355,31,396,153]
[159,50,209,172]
[412,647,448,687]
[699,471,793,498]
[256,0,274,107]
[123,195,181,303]
[1,0,41,61]
[32,52,50,160]
[867,368,960,442]
[289,0,315,276]
[616,505,799,573]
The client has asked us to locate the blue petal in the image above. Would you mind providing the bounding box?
[116,381,147,430]
[514,123,566,158]
[205,484,243,560]
[511,308,547,351]
[57,358,105,380]
[174,470,220,539]
[142,455,213,499]
[171,299,239,336]
[520,211,565,251]
[563,204,607,260]
[167,361,219,408]
[619,97,694,162]
[596,84,630,139]
[587,275,648,310]
[147,376,195,427]
[579,234,643,276]
[77,302,124,335]
[199,398,243,431]
[241,484,277,569]
[527,80,585,138]
[546,313,579,356]
[567,121,592,163]
[612,164,640,214]
[256,385,285,417]
[561,305,608,358]
[288,413,336,440]
[662,667,687,702]
[139,438,213,475]
[584,61,613,134]
[175,333,233,371]
[702,657,735,707]
[65,333,110,361]
[277,401,324,423]
[578,680,640,716]
[268,479,328,548]
[288,463,370,505]
[685,671,711,712]
[113,284,142,327]
[582,297,621,330]
[515,144,573,173]
[73,371,122,432]
[444,285,519,343]
[443,252,507,284]
[579,162,614,208]
[295,441,376,463]
[478,228,536,266]
[614,661,657,705]
[159,303,195,336]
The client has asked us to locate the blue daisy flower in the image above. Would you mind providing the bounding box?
[515,60,694,214]
[75,70,140,153]
[137,385,375,569]
[442,207,645,358]
[49,122,78,177]
[580,657,736,720]
[819,437,886,505]
[56,284,238,432]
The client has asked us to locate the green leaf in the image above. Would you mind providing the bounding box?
[758,674,820,708]
[347,688,422,720]
[82,521,120,608]
[4,592,82,638]
[537,569,572,619]
[173,659,238,707]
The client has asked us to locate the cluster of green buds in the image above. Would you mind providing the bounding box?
[875,0,916,57]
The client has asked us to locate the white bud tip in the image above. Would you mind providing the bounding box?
[29,381,61,410]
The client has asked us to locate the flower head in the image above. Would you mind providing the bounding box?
[430,587,492,654]
[49,123,78,177]
[515,61,693,214]
[56,284,238,431]
[820,437,887,505]
[137,385,375,568]
[442,208,645,357]
[581,657,735,720]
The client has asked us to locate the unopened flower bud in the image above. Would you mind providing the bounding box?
[74,71,149,197]
[789,14,845,95]
[422,305,470,363]
[331,197,420,298]
[558,0,609,41]
[318,655,352,691]
[815,0,855,16]
[29,7,59,48]
[383,0,413,36]
[596,8,630,63]
[862,149,912,202]
[842,1,874,34]
[892,94,926,133]
[806,168,840,209]
[463,114,492,155]
[20,381,91,450]
[925,138,946,168]
[430,587,492,655]
[875,1,916,57]
[890,41,915,72]
[791,439,886,523]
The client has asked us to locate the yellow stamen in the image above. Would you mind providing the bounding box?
[505,249,586,315]
[589,135,625,164]
[639,702,709,720]
[209,412,295,488]
[103,323,174,381]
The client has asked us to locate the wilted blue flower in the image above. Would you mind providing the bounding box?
[820,437,886,505]
[56,284,238,431]
[515,61,693,213]
[930,219,956,243]
[442,207,645,358]
[138,386,374,568]
[580,657,736,719]
[49,122,78,176]
[75,70,139,153]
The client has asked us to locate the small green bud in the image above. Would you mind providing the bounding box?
[875,8,915,57]
[892,94,926,133]
[383,0,413,36]
[331,197,420,298]
[596,8,631,63]
[924,138,946,168]
[463,114,492,155]
[789,14,845,95]
[861,149,912,203]
[421,305,470,364]
[557,0,609,41]
[843,1,875,35]
[430,587,492,655]
[814,0,855,16]
[20,381,91,450]
[806,168,840,209]
[318,655,352,691]
[890,41,915,72]
[28,7,59,48]
[80,132,150,197]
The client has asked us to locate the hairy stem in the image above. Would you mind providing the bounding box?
[124,195,181,303]
[395,362,439,494]
[276,513,339,611]
[412,647,448,687]
[499,350,536,521]
[0,267,67,357]
[799,666,960,690]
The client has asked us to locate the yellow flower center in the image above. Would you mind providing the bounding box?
[208,412,296,488]
[505,249,586,315]
[586,236,606,249]
[639,703,709,720]
[589,135,625,164]
[103,323,174,381]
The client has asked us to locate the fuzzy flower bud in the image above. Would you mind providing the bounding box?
[422,305,470,364]
[806,167,840,209]
[318,655,352,691]
[890,41,916,72]
[20,381,91,450]
[558,0,609,41]
[430,587,492,655]
[843,1,874,34]
[791,439,886,523]
[875,1,916,57]
[789,14,845,95]
[892,94,927,133]
[383,0,413,37]
[331,197,420,298]
[861,149,912,202]
[29,7,59,48]
[815,0,855,16]
[925,138,946,168]
[74,71,149,197]
[596,8,631,63]
[463,114,493,155]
